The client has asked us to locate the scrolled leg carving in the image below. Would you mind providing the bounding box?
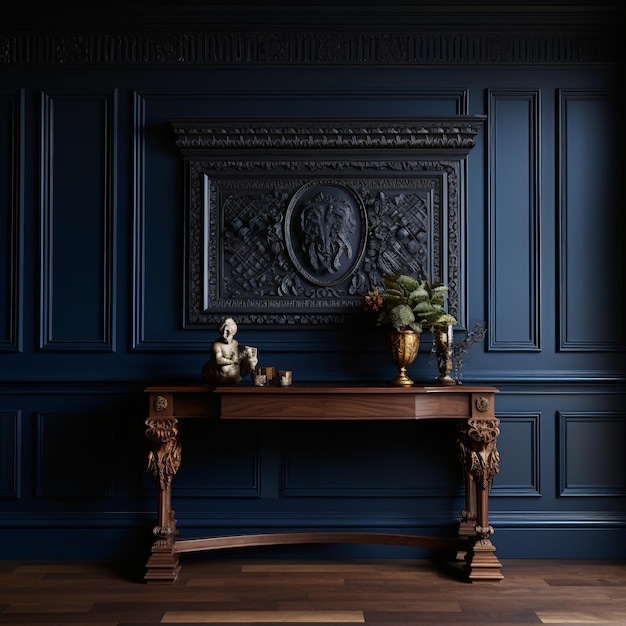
[146,418,182,493]
[145,418,181,540]
[457,416,500,492]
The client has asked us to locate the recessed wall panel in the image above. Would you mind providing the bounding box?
[0,410,20,498]
[488,90,540,352]
[557,90,624,351]
[39,90,117,352]
[558,411,626,496]
[35,412,114,499]
[283,421,462,497]
[0,91,23,352]
[164,419,261,498]
[491,413,540,496]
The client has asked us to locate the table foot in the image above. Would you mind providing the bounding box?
[465,539,504,583]
[144,539,180,584]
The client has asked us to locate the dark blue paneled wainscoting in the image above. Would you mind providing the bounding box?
[0,10,624,563]
[1,381,625,562]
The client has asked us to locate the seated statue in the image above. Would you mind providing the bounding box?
[201,317,258,385]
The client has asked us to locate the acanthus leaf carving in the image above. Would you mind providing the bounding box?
[145,418,182,491]
[457,417,501,490]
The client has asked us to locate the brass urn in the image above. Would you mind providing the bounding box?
[386,329,421,386]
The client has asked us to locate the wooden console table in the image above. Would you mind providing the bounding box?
[143,384,503,583]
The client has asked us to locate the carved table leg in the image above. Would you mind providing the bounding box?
[144,415,182,583]
[457,394,504,582]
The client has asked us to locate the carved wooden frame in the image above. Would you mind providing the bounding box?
[171,118,485,327]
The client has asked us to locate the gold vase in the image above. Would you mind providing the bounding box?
[386,329,421,386]
[433,324,456,385]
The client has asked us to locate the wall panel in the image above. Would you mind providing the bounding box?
[39,90,117,352]
[34,412,115,499]
[558,411,626,497]
[0,90,23,353]
[283,421,462,497]
[491,413,540,497]
[0,410,20,498]
[167,418,262,498]
[487,89,540,352]
[557,89,624,352]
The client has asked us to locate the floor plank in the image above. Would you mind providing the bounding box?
[161,610,365,623]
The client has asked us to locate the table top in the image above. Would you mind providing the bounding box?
[145,383,499,421]
[145,382,498,395]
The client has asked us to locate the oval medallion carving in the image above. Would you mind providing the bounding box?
[475,395,490,413]
[153,395,168,412]
[285,182,367,287]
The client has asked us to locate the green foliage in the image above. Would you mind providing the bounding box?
[377,274,458,332]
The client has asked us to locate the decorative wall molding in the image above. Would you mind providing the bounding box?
[0,410,21,499]
[39,90,117,352]
[131,91,148,352]
[557,89,624,353]
[487,89,541,352]
[491,413,540,497]
[0,90,23,353]
[0,31,618,67]
[34,412,115,499]
[558,411,626,497]
[172,117,485,327]
[282,420,463,498]
[160,419,262,498]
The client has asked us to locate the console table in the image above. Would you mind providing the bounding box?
[143,383,503,583]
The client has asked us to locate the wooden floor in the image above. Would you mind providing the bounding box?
[1,557,625,625]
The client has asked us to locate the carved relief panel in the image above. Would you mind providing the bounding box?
[171,118,484,327]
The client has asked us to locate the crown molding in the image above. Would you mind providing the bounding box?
[0,30,619,66]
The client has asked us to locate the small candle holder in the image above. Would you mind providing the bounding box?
[254,367,268,387]
[262,366,276,385]
[278,370,293,387]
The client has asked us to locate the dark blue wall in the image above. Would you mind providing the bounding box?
[1,7,624,565]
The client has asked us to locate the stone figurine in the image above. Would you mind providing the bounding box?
[201,317,258,385]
